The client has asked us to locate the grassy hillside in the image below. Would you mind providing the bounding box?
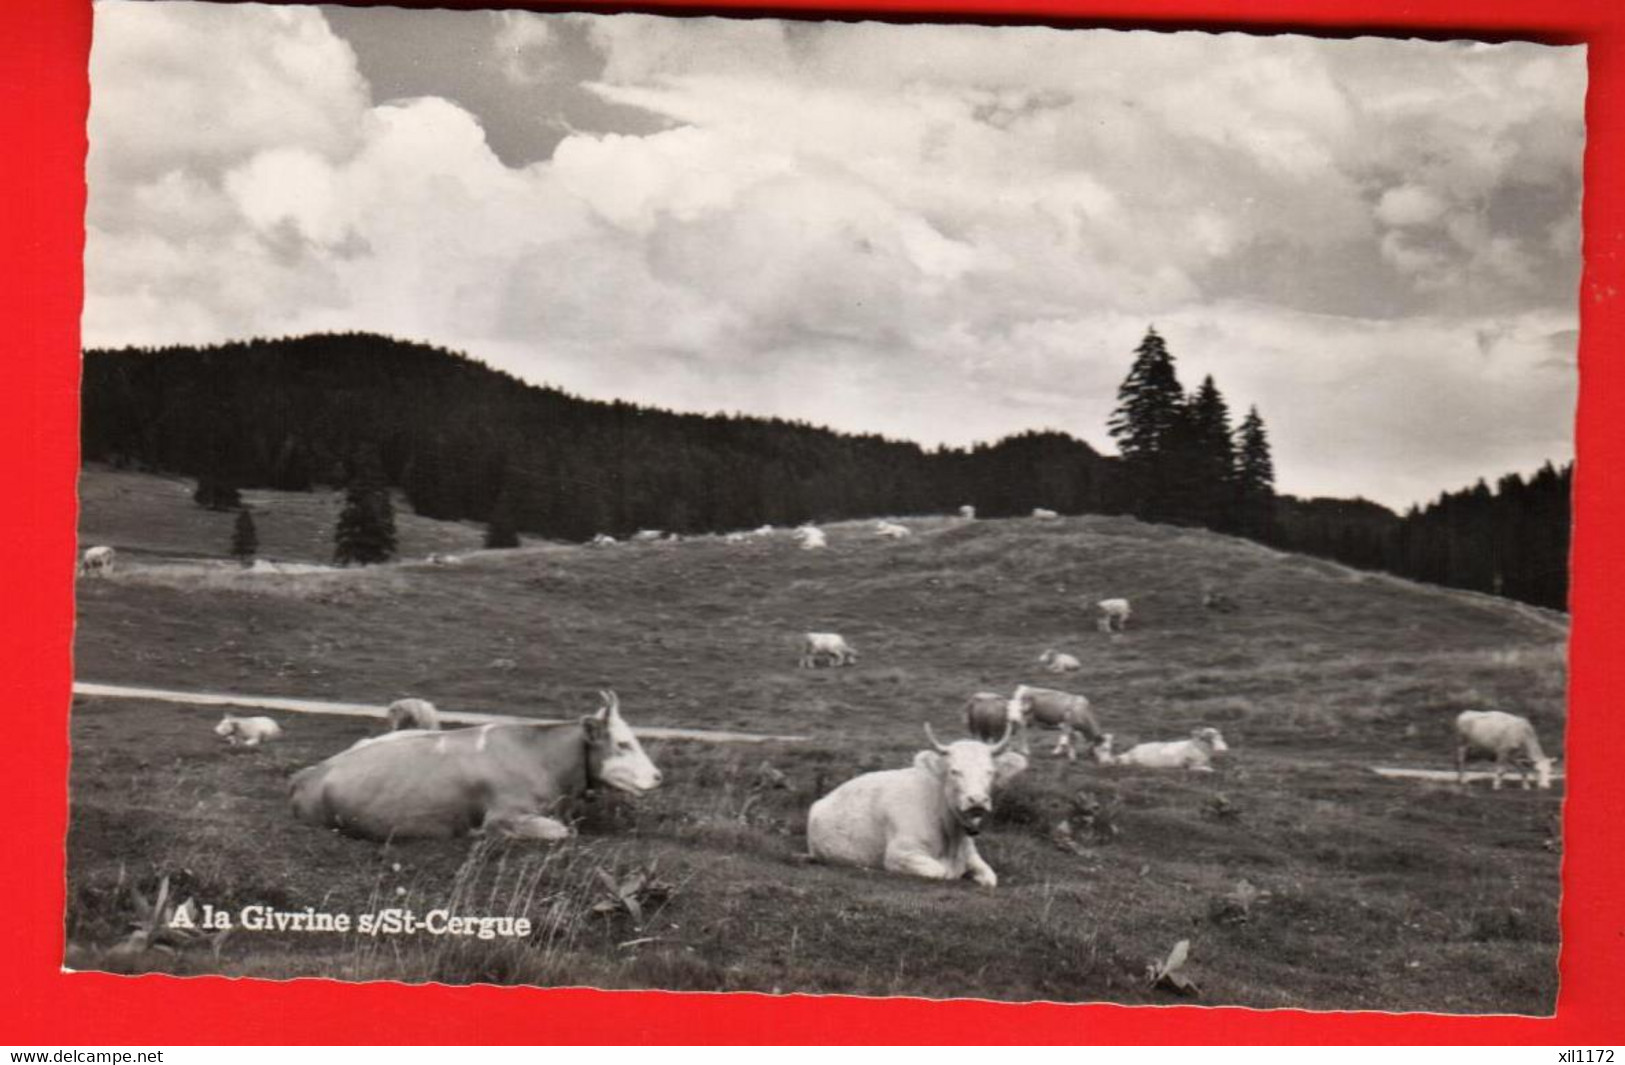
[67,468,1567,1010]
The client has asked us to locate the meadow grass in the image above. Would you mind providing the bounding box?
[65,468,1566,1010]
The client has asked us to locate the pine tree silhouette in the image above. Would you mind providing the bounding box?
[231,507,259,567]
[1187,376,1238,530]
[1233,406,1276,541]
[334,448,397,566]
[1107,327,1186,520]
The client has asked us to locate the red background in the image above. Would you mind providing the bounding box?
[4,0,1621,1044]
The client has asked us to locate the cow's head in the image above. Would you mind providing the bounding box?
[214,715,238,738]
[1192,727,1229,753]
[1534,756,1555,790]
[1093,732,1116,764]
[583,690,663,794]
[917,723,1028,836]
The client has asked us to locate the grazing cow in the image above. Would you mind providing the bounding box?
[874,521,911,540]
[799,632,858,669]
[80,545,116,577]
[1039,649,1082,674]
[387,698,441,732]
[631,530,664,543]
[1455,710,1555,790]
[215,714,283,748]
[1115,728,1229,771]
[962,692,1011,743]
[1097,598,1132,634]
[1031,508,1059,520]
[807,723,1028,887]
[796,526,828,549]
[1007,684,1109,762]
[959,505,976,520]
[290,691,662,841]
[723,532,749,543]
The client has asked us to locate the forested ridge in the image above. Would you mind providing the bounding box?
[81,333,1120,538]
[79,330,1570,610]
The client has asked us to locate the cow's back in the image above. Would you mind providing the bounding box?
[808,767,939,868]
[291,726,578,840]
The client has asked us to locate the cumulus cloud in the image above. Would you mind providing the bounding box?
[83,4,1583,508]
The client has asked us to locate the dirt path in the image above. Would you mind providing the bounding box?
[1369,765,1565,784]
[72,681,809,744]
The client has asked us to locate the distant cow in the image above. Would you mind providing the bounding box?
[290,690,662,841]
[807,723,1027,887]
[215,714,283,748]
[874,521,911,539]
[1097,598,1132,634]
[386,698,441,732]
[796,526,828,549]
[590,534,618,547]
[1007,684,1109,762]
[959,505,976,520]
[80,545,116,577]
[1455,710,1555,790]
[962,692,1011,742]
[1115,727,1229,771]
[1039,649,1082,674]
[631,530,664,543]
[800,632,858,669]
[723,532,749,543]
[1031,508,1059,520]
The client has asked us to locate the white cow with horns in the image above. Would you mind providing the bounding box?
[290,691,662,841]
[807,723,1028,887]
[1455,710,1555,790]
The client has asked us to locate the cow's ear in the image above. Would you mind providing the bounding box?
[913,750,945,776]
[581,715,605,742]
[994,752,1029,786]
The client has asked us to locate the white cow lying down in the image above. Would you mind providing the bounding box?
[292,691,662,841]
[808,724,1028,887]
[215,714,283,747]
[1455,710,1554,790]
[1114,727,1228,770]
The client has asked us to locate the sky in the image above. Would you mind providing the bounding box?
[83,2,1586,510]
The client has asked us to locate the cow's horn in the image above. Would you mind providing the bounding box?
[922,722,950,754]
[989,720,1013,755]
[598,689,618,718]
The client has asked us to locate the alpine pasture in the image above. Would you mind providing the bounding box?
[67,467,1565,1010]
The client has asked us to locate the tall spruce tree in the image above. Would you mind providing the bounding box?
[485,482,520,549]
[334,447,397,565]
[231,507,259,567]
[1187,376,1238,530]
[1233,406,1276,541]
[1107,328,1186,520]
